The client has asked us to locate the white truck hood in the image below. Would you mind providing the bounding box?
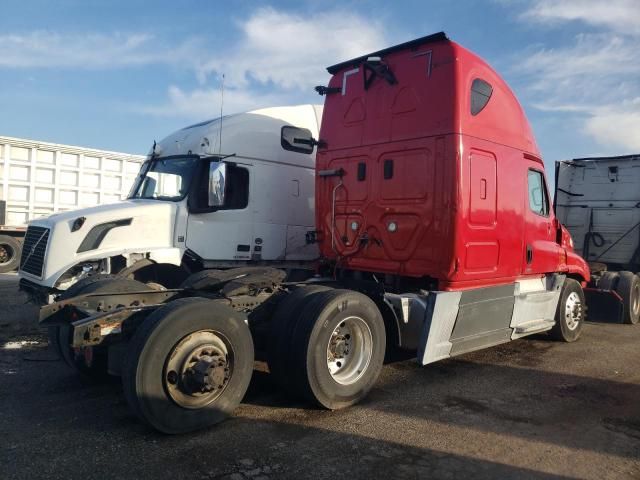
[22,199,178,287]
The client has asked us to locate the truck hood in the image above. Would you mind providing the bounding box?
[24,199,178,287]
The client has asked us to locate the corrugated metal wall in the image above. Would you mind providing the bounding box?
[0,136,145,225]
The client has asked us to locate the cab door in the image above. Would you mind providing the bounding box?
[186,161,254,262]
[523,163,559,274]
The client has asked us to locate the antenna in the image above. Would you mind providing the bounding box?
[218,73,225,154]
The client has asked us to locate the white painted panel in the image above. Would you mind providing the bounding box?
[60,152,79,167]
[0,145,3,157]
[104,158,121,171]
[9,165,30,181]
[35,168,55,184]
[81,173,100,188]
[59,190,78,205]
[8,185,29,202]
[34,188,54,204]
[84,156,101,169]
[81,192,99,206]
[102,194,120,204]
[37,150,55,163]
[7,210,28,225]
[11,146,29,161]
[103,176,122,191]
[59,170,79,186]
[125,161,140,173]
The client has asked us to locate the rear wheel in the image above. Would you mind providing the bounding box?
[290,289,386,410]
[550,278,585,342]
[597,271,618,290]
[267,284,332,395]
[50,277,151,378]
[615,272,640,325]
[122,298,254,434]
[0,235,21,273]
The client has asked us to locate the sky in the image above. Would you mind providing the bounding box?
[1,0,639,173]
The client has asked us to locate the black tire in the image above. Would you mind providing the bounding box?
[50,277,151,378]
[289,289,386,410]
[549,278,585,342]
[267,285,332,394]
[615,272,640,325]
[0,235,22,273]
[122,297,254,434]
[597,271,618,290]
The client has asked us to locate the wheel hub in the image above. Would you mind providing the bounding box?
[564,291,582,331]
[326,316,373,386]
[0,244,12,265]
[164,331,233,409]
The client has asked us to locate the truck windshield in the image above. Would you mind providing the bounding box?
[128,156,199,201]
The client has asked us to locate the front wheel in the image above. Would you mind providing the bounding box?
[549,278,585,342]
[122,298,254,434]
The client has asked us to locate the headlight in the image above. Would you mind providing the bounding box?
[71,216,86,232]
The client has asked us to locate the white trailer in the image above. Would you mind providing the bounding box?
[18,105,323,301]
[0,136,145,272]
[555,154,640,324]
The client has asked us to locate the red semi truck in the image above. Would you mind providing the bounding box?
[38,32,589,433]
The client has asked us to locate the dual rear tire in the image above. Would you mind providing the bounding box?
[268,287,386,410]
[597,271,640,325]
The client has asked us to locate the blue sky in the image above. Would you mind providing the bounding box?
[1,0,639,172]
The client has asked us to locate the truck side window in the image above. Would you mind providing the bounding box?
[471,78,492,116]
[224,165,249,210]
[527,169,549,217]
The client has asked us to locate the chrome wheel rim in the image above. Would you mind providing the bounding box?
[565,291,582,331]
[326,316,373,385]
[164,330,233,409]
[632,283,640,317]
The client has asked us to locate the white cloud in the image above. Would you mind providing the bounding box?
[515,1,640,152]
[0,31,203,69]
[138,85,294,119]
[585,107,640,151]
[141,7,389,120]
[197,8,388,91]
[522,0,640,36]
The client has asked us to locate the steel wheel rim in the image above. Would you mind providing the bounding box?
[163,330,234,409]
[326,316,373,385]
[632,282,640,317]
[0,243,14,266]
[565,291,582,331]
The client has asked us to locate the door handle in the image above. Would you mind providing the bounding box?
[526,244,533,264]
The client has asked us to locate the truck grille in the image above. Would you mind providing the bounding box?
[19,226,50,277]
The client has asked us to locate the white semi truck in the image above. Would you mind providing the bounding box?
[0,136,145,273]
[555,154,640,324]
[18,105,323,302]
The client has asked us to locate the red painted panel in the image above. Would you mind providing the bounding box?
[316,35,590,288]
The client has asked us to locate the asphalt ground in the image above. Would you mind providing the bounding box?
[1,272,639,479]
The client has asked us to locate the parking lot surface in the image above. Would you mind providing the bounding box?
[1,273,639,479]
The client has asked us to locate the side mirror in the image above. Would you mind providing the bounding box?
[208,162,227,207]
[141,176,157,197]
[281,126,315,154]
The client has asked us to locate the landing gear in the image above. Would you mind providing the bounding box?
[122,298,254,434]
